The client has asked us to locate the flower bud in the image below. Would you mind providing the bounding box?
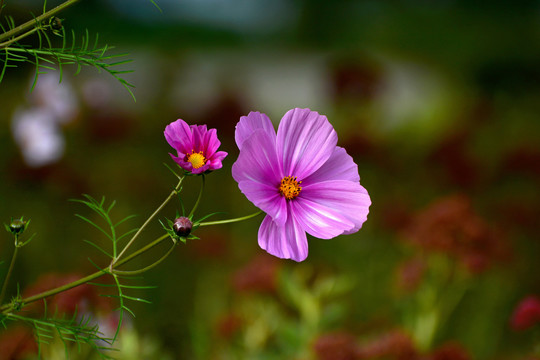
[7,218,27,235]
[49,16,63,31]
[173,217,192,237]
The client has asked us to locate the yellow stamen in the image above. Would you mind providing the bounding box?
[279,176,302,200]
[187,151,206,169]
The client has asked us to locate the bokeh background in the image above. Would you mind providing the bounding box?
[1,0,540,359]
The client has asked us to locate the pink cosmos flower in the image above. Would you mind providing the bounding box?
[165,119,228,174]
[232,108,371,261]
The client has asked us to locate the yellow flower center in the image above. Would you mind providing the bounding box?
[279,176,302,200]
[187,151,206,169]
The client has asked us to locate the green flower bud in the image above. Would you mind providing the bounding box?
[6,218,28,235]
[49,16,63,31]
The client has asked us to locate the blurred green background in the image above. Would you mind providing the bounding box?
[1,0,540,359]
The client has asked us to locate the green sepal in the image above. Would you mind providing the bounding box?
[10,292,23,312]
[16,232,36,248]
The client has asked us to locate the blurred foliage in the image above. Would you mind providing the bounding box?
[1,0,540,359]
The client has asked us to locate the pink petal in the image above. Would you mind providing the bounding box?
[291,197,354,239]
[235,111,275,150]
[169,153,192,171]
[237,180,287,226]
[232,129,286,225]
[192,124,206,153]
[258,214,308,262]
[232,129,282,186]
[302,147,360,186]
[276,108,337,179]
[204,128,221,158]
[301,180,371,235]
[207,151,228,170]
[190,163,211,174]
[164,119,193,154]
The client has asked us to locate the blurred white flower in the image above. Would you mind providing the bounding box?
[11,71,80,167]
[12,108,65,168]
[27,72,79,124]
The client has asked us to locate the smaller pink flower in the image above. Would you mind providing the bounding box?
[165,119,228,174]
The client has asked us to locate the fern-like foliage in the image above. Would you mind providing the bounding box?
[7,312,115,359]
[72,194,138,261]
[72,195,153,341]
[0,196,158,356]
[93,276,155,340]
[0,13,135,99]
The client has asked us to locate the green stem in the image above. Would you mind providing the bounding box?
[0,0,81,43]
[197,211,262,227]
[0,233,170,313]
[0,25,39,49]
[0,244,19,305]
[6,46,102,62]
[113,241,176,276]
[112,178,183,267]
[0,210,263,312]
[115,234,169,269]
[188,175,205,219]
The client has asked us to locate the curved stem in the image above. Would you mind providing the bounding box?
[0,233,171,313]
[111,178,183,267]
[0,245,19,305]
[197,210,262,227]
[0,0,81,43]
[188,175,205,219]
[113,241,176,276]
[0,211,262,313]
[115,234,169,269]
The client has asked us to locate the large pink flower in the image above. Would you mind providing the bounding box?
[165,119,228,174]
[232,108,371,261]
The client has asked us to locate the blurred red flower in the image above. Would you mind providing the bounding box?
[23,273,112,315]
[510,295,540,331]
[357,329,417,360]
[313,332,360,360]
[215,313,243,340]
[232,254,282,294]
[395,257,426,293]
[405,194,508,273]
[0,326,37,360]
[426,342,471,360]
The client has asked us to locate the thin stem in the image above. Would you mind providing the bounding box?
[112,178,183,267]
[115,234,169,269]
[6,46,107,62]
[0,0,81,43]
[188,175,205,219]
[8,267,105,311]
[0,24,39,49]
[0,245,19,305]
[0,233,170,313]
[113,241,176,276]
[0,211,262,313]
[0,0,6,19]
[197,211,262,227]
[108,212,117,260]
